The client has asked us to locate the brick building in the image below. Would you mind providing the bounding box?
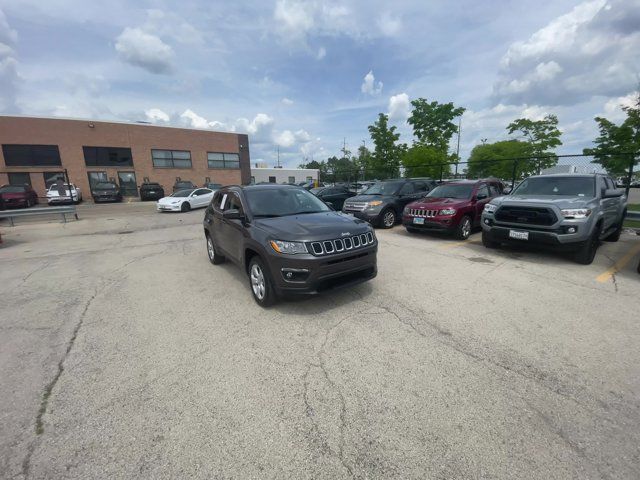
[0,115,251,200]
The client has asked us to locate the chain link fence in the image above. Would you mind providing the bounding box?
[319,153,639,195]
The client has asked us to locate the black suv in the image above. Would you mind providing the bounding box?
[203,184,377,306]
[91,182,122,203]
[310,185,356,210]
[140,182,165,201]
[343,178,437,228]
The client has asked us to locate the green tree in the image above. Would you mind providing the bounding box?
[584,92,640,176]
[401,145,450,179]
[326,155,357,182]
[368,113,406,179]
[407,98,465,152]
[467,140,534,179]
[506,114,562,171]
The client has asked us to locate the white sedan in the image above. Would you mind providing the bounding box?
[157,188,214,212]
[46,183,82,204]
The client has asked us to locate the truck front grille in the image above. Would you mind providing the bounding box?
[343,202,367,212]
[495,206,557,226]
[408,208,438,218]
[309,232,375,256]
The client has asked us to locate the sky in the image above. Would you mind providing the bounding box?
[0,0,638,168]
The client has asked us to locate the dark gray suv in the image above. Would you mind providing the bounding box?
[203,184,378,306]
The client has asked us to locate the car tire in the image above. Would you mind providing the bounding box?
[25,199,33,208]
[482,230,500,249]
[574,224,601,265]
[181,202,191,212]
[380,208,396,228]
[249,256,276,307]
[454,215,472,240]
[206,234,225,265]
[406,226,421,234]
[604,210,625,242]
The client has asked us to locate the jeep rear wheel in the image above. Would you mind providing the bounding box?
[574,224,601,265]
[206,234,225,265]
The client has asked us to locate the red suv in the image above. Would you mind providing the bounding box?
[0,184,39,209]
[403,179,505,239]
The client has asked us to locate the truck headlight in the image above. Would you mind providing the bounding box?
[367,200,383,208]
[484,203,498,214]
[439,208,456,215]
[270,240,308,254]
[561,208,591,219]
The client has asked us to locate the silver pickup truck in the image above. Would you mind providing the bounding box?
[481,174,627,264]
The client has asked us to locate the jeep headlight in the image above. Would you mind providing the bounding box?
[561,208,591,219]
[367,200,383,208]
[484,203,498,214]
[439,208,456,215]
[270,240,308,254]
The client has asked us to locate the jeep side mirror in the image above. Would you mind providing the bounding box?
[476,193,488,200]
[223,209,244,220]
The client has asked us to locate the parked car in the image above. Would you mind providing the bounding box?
[46,183,82,204]
[310,185,356,210]
[91,182,122,203]
[203,184,377,306]
[403,179,505,239]
[342,178,437,228]
[0,185,39,208]
[173,180,196,193]
[481,174,627,264]
[157,188,214,212]
[298,180,324,190]
[139,182,165,201]
[203,182,223,192]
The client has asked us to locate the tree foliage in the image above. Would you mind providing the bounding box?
[407,99,465,152]
[401,145,451,179]
[584,92,640,176]
[467,140,535,179]
[368,113,406,178]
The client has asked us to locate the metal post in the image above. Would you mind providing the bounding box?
[64,168,71,203]
[625,155,635,197]
[439,164,444,182]
[511,159,519,188]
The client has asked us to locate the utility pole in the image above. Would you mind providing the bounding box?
[455,116,462,177]
[481,138,488,145]
[276,146,280,168]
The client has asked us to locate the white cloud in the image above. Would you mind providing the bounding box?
[180,108,210,128]
[316,46,326,60]
[281,97,294,105]
[273,0,315,41]
[294,129,311,142]
[275,129,296,148]
[388,93,410,122]
[377,13,402,36]
[144,9,204,45]
[115,27,174,74]
[361,70,383,96]
[494,0,640,105]
[0,7,19,112]
[145,108,170,123]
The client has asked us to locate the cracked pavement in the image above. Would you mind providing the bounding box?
[0,202,639,479]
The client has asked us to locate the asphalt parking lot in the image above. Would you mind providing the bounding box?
[1,203,639,479]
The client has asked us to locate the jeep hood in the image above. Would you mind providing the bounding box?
[409,197,468,208]
[254,212,369,241]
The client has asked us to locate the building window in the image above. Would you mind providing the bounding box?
[151,149,192,168]
[8,172,31,186]
[83,146,133,167]
[288,176,295,184]
[268,176,276,183]
[306,176,313,182]
[2,144,61,166]
[43,172,65,188]
[207,152,240,169]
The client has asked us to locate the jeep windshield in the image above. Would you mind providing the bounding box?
[245,188,331,217]
[512,177,595,197]
[362,181,403,196]
[427,184,474,199]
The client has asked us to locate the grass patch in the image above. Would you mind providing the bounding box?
[628,203,640,212]
[623,219,640,229]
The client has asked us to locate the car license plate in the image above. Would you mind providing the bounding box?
[509,230,529,241]
[413,217,425,225]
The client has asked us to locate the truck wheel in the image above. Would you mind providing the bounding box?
[380,208,396,228]
[604,210,626,242]
[454,215,472,240]
[482,230,499,249]
[249,257,276,307]
[574,224,601,265]
[206,234,225,265]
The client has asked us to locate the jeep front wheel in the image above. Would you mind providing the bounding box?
[249,257,276,307]
[455,215,472,240]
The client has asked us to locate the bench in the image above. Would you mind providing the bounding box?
[0,206,78,226]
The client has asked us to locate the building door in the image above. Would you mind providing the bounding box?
[87,172,108,190]
[118,172,138,197]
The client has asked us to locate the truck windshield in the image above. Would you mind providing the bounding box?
[245,188,331,217]
[512,177,595,197]
[427,184,474,199]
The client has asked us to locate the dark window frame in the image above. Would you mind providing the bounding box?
[207,152,240,169]
[82,146,133,167]
[2,144,62,166]
[7,172,32,187]
[151,149,192,169]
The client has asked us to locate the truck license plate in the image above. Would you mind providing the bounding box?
[413,217,425,225]
[509,230,529,241]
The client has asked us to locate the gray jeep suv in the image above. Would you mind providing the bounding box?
[481,174,627,264]
[204,184,377,306]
